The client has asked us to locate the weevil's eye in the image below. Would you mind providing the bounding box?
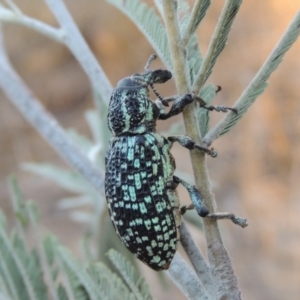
[130,73,148,86]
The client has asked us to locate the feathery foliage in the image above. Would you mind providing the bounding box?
[205,9,300,140]
[107,249,152,300]
[23,163,95,195]
[0,177,152,300]
[1,1,300,299]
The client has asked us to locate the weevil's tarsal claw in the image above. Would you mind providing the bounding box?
[209,148,218,158]
[194,96,206,106]
[194,95,237,114]
[194,144,218,158]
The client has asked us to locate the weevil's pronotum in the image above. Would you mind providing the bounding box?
[105,55,245,271]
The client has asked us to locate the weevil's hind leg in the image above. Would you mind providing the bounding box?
[173,176,209,217]
[174,176,249,228]
[206,213,248,228]
[168,135,217,158]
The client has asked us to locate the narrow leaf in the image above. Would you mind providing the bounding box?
[182,0,211,43]
[58,247,102,300]
[204,10,300,142]
[193,0,242,93]
[198,84,219,137]
[7,176,28,227]
[0,229,40,300]
[88,263,134,300]
[190,0,211,34]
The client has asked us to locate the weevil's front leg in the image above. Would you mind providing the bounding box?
[158,93,194,120]
[168,135,217,158]
[173,176,209,217]
[180,204,194,215]
[195,95,238,114]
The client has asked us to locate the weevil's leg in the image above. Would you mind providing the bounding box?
[165,179,179,190]
[206,213,248,228]
[159,93,194,120]
[173,176,209,217]
[168,135,217,158]
[194,96,238,114]
[157,95,178,107]
[180,204,194,215]
[173,176,249,228]
[202,104,238,114]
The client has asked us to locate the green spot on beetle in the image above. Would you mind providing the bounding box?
[144,196,151,203]
[134,158,140,168]
[134,173,141,189]
[154,225,161,232]
[139,203,147,214]
[128,186,136,201]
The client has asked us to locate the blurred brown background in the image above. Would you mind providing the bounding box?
[1,0,300,299]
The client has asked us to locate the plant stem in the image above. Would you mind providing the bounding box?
[44,0,112,107]
[162,1,242,298]
[0,5,64,42]
[162,0,189,92]
[167,254,209,300]
[180,221,215,296]
[0,1,113,109]
[0,30,104,195]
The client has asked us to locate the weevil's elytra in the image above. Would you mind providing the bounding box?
[105,59,216,271]
[106,134,180,270]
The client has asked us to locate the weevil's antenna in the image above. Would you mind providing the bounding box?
[150,84,169,107]
[145,54,169,107]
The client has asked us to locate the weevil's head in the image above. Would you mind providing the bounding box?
[107,70,172,136]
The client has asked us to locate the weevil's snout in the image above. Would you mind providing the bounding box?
[129,70,172,87]
[149,69,172,84]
